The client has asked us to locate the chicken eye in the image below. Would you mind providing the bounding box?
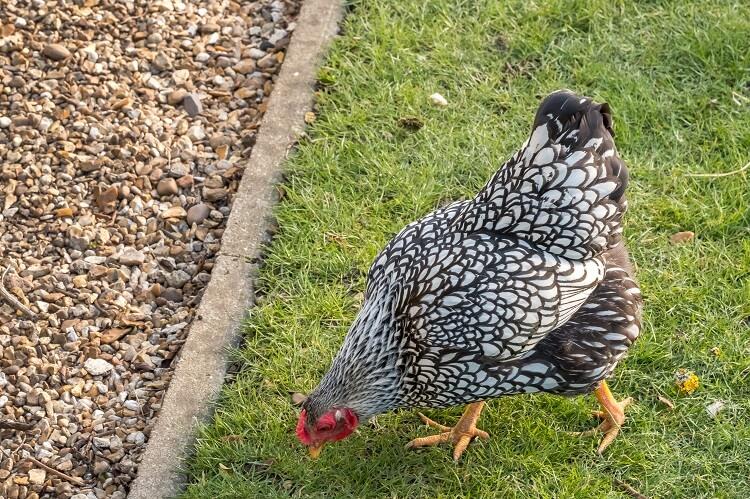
[318,424,333,432]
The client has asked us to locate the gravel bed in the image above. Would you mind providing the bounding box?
[0,0,300,497]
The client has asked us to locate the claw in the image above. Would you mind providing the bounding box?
[571,382,633,455]
[406,402,488,461]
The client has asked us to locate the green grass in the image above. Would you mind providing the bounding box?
[182,0,750,497]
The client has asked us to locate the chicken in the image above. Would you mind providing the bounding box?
[296,90,642,461]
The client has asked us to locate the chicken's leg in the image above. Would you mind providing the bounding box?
[573,380,632,454]
[406,402,489,461]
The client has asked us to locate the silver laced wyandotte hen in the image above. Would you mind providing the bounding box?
[296,90,642,461]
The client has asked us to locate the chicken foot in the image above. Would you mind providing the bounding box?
[406,401,489,461]
[571,380,632,454]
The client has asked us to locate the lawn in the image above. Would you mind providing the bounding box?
[181,0,750,497]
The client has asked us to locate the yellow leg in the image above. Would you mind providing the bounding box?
[572,381,633,454]
[406,402,489,461]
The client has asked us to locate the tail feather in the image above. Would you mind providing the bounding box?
[458,90,629,260]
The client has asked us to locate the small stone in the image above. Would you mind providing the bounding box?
[160,287,183,302]
[204,188,228,202]
[28,469,45,485]
[101,328,129,344]
[109,435,123,450]
[42,44,71,61]
[123,400,140,411]
[157,178,179,196]
[167,89,187,106]
[173,69,190,85]
[183,93,203,116]
[161,206,187,219]
[257,53,276,69]
[233,59,255,74]
[72,275,88,288]
[55,207,73,217]
[268,29,288,46]
[93,460,110,474]
[235,87,255,99]
[186,203,210,224]
[166,269,191,288]
[152,51,172,71]
[248,48,266,59]
[0,116,11,128]
[177,175,194,188]
[84,358,114,376]
[92,436,110,448]
[119,249,146,266]
[187,125,206,142]
[127,431,146,445]
[209,134,231,148]
[200,22,220,33]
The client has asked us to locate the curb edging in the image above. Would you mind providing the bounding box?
[128,1,342,497]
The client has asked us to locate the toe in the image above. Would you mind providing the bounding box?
[417,413,451,432]
[452,435,472,461]
[596,427,621,455]
[591,410,607,419]
[406,432,452,449]
[473,428,490,440]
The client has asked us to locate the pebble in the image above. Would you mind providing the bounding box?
[204,188,228,202]
[157,178,179,196]
[257,53,277,69]
[162,206,187,219]
[234,59,256,74]
[119,249,146,266]
[152,51,172,71]
[188,125,206,142]
[166,269,191,288]
[173,69,191,85]
[183,93,203,116]
[84,358,114,376]
[187,203,211,225]
[127,431,146,445]
[42,43,72,60]
[123,400,140,411]
[248,48,266,59]
[168,89,187,106]
[28,469,46,485]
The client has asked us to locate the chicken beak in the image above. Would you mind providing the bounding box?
[308,443,325,459]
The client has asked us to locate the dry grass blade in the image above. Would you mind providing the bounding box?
[25,455,85,486]
[686,160,750,178]
[0,266,37,318]
[614,478,649,499]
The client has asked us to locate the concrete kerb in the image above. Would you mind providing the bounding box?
[128,1,343,497]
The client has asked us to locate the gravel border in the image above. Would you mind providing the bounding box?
[128,1,343,497]
[2,1,302,497]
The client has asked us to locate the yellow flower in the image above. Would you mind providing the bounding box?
[674,368,700,395]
